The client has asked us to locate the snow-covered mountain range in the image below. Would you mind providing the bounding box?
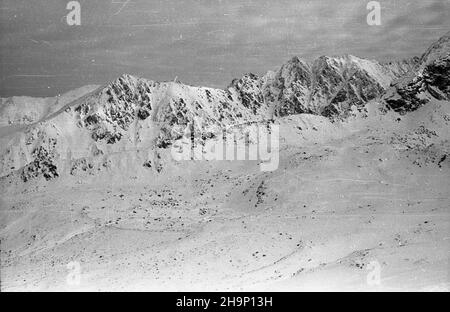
[0,32,448,185]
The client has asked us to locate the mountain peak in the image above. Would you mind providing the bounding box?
[384,31,450,113]
[109,73,143,88]
[420,31,450,66]
[286,56,302,64]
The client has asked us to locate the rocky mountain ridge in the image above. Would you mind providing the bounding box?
[0,32,448,184]
[384,32,450,113]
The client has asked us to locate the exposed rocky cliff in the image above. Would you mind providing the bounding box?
[384,31,450,113]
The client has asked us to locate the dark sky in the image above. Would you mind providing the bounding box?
[0,0,449,97]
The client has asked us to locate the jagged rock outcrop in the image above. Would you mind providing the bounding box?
[263,54,417,118]
[228,73,267,115]
[384,32,450,113]
[74,75,156,144]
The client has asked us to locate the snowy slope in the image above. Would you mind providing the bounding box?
[0,85,100,127]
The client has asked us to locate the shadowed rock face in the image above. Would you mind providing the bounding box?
[421,31,450,100]
[423,55,450,100]
[383,76,429,114]
[384,32,450,114]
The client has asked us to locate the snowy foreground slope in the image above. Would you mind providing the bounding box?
[0,33,449,291]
